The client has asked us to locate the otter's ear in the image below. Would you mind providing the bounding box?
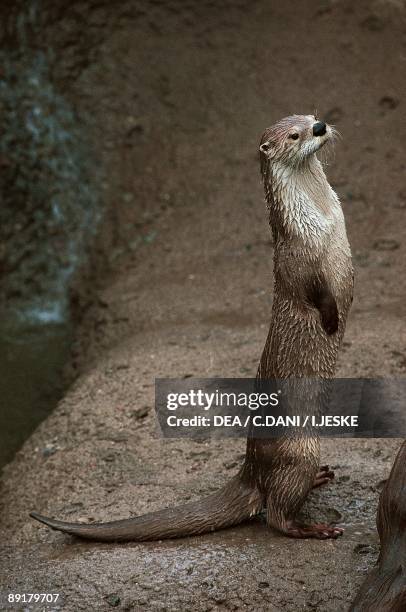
[259,141,271,154]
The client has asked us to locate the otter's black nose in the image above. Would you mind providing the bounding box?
[313,121,327,137]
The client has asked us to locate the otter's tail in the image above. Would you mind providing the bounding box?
[30,476,262,542]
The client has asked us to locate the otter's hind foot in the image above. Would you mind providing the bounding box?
[312,465,335,489]
[286,521,343,539]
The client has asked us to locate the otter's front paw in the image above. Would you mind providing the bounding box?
[320,301,339,335]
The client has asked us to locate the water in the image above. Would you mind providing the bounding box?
[0,320,72,467]
[0,1,101,468]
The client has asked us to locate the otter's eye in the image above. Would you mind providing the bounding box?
[289,133,299,140]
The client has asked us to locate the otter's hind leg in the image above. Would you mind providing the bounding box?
[264,447,343,540]
[266,486,343,540]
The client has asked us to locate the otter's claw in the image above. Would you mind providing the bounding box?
[312,465,335,488]
[286,522,344,539]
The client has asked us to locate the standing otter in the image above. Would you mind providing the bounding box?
[30,114,353,541]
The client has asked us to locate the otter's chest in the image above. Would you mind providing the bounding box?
[275,215,352,305]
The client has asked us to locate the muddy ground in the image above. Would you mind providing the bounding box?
[1,0,406,610]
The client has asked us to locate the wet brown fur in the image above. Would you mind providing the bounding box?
[30,115,353,541]
[350,441,406,611]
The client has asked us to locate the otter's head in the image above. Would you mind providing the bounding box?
[259,114,335,169]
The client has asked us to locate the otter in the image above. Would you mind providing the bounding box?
[30,114,353,541]
[350,440,406,611]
